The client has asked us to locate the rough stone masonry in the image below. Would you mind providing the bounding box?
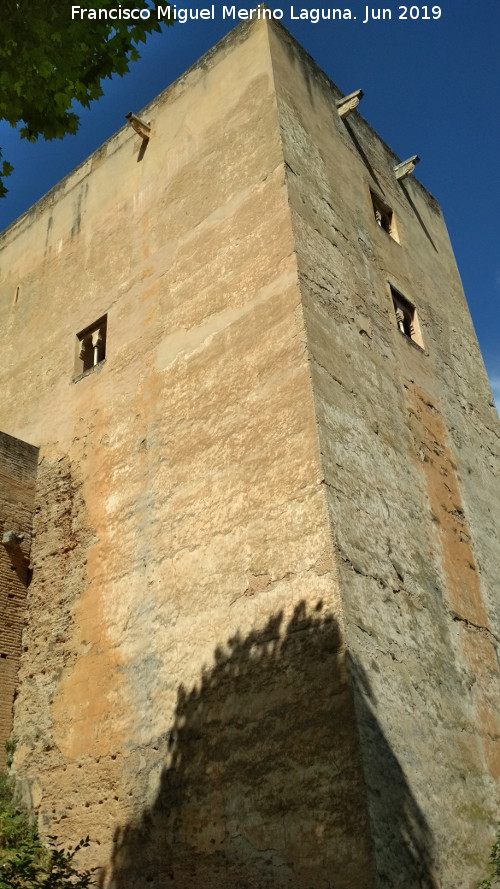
[0,16,499,889]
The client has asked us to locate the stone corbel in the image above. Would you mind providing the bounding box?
[336,90,364,118]
[394,155,420,180]
[126,112,151,140]
[2,530,25,547]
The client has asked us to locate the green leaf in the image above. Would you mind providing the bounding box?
[0,0,175,196]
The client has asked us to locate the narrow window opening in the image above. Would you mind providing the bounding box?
[371,191,398,241]
[75,315,107,379]
[390,287,423,349]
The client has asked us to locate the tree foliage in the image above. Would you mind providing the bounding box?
[0,0,173,196]
[481,825,500,889]
[0,772,37,856]
[0,771,95,889]
[0,836,96,889]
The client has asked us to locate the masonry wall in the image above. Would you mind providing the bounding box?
[0,19,379,889]
[0,431,38,764]
[269,23,500,889]
[1,17,499,889]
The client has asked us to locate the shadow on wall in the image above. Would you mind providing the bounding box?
[101,602,436,889]
[1,538,31,585]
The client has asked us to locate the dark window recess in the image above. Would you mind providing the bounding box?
[371,192,398,241]
[391,287,423,348]
[75,315,107,377]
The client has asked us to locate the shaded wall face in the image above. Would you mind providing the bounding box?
[0,431,38,763]
[269,25,500,889]
[0,21,376,889]
[104,603,376,889]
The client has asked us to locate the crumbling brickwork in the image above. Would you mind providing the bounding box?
[0,431,38,764]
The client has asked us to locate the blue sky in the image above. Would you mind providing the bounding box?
[0,1,499,405]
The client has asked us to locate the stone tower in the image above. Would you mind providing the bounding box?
[0,16,499,889]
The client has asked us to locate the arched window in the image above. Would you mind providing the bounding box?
[390,288,424,349]
[370,191,398,242]
[75,316,107,379]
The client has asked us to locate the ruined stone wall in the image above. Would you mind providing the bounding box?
[269,22,500,889]
[0,431,38,764]
[0,19,378,889]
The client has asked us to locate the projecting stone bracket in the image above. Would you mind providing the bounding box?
[2,530,25,547]
[125,112,151,140]
[336,90,364,118]
[394,155,420,180]
[1,530,30,580]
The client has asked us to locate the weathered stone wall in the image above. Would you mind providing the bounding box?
[269,22,500,888]
[0,431,38,764]
[0,16,498,889]
[0,19,377,889]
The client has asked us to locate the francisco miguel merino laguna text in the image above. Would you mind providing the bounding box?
[70,5,442,23]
